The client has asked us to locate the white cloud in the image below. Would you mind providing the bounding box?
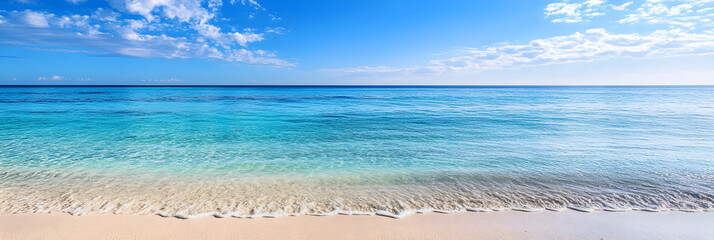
[117,0,213,22]
[116,0,221,39]
[265,27,285,34]
[241,0,260,7]
[37,75,65,81]
[545,0,608,23]
[7,10,102,36]
[546,0,714,25]
[331,0,714,76]
[112,0,273,49]
[119,19,146,40]
[619,0,714,28]
[612,2,634,10]
[431,28,714,70]
[240,0,264,10]
[269,13,280,21]
[194,21,222,39]
[329,28,714,75]
[93,8,121,22]
[231,31,263,46]
[66,0,88,4]
[0,1,291,66]
[546,0,714,27]
[585,0,606,7]
[23,10,51,27]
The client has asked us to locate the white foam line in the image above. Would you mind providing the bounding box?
[602,208,632,212]
[307,210,375,217]
[678,209,704,213]
[638,208,663,212]
[512,208,545,212]
[465,207,490,212]
[567,206,594,213]
[545,207,567,212]
[146,206,712,219]
[375,210,400,219]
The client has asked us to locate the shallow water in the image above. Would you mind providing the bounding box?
[1,86,713,217]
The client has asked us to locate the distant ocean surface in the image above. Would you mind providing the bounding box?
[1,86,713,218]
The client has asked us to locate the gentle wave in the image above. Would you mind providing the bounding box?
[23,206,714,219]
[3,176,712,219]
[2,86,714,219]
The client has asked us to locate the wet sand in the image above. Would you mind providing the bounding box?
[1,210,713,239]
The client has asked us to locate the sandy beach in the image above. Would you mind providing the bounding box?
[1,211,713,240]
[3,0,714,237]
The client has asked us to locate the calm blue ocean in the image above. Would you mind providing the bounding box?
[1,86,713,217]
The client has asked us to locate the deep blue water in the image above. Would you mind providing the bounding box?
[1,86,713,217]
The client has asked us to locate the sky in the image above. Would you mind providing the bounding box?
[0,0,713,85]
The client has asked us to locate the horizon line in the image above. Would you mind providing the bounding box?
[1,84,714,87]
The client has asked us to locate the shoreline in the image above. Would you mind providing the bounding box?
[2,211,713,240]
[143,207,714,219]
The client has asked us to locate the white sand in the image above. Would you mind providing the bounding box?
[1,211,713,239]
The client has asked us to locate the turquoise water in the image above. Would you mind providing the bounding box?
[1,86,713,217]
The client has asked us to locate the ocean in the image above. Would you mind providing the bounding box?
[1,86,712,218]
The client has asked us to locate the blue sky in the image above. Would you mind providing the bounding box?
[1,0,713,85]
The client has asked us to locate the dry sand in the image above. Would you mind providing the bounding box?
[1,211,713,240]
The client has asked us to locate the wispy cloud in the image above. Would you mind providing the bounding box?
[430,28,714,71]
[545,0,607,23]
[265,27,286,34]
[0,0,293,66]
[545,0,714,26]
[612,2,634,11]
[329,0,714,76]
[22,10,50,27]
[141,77,182,83]
[239,0,264,10]
[619,0,714,28]
[37,75,65,81]
[327,28,714,75]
